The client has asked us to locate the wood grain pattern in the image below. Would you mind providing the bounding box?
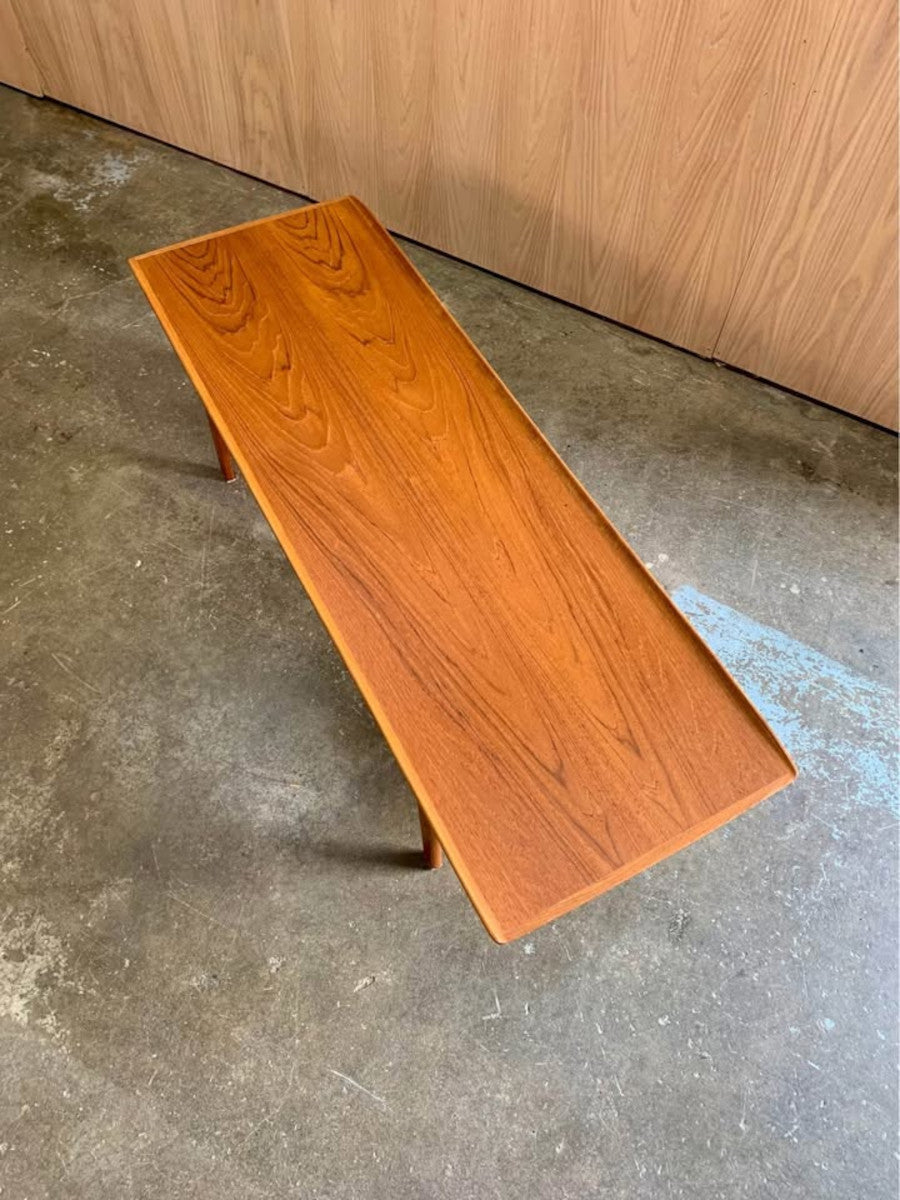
[15,0,886,420]
[715,0,899,430]
[130,198,795,942]
[0,0,41,95]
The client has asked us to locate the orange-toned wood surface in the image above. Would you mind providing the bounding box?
[130,197,795,942]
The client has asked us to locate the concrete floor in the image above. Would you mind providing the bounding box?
[1,85,897,1199]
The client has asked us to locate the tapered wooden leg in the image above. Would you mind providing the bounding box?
[207,413,236,482]
[418,803,443,869]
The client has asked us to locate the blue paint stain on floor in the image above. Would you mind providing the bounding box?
[673,586,898,825]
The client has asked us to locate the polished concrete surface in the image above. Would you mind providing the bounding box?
[1,86,897,1199]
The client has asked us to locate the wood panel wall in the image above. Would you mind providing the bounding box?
[7,1,898,429]
[716,0,898,427]
[0,0,41,95]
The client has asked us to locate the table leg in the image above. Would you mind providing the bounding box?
[206,412,236,482]
[418,803,443,869]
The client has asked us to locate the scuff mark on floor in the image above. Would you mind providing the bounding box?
[0,910,66,1036]
[25,149,146,215]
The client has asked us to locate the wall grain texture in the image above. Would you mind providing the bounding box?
[8,0,897,428]
[0,0,41,95]
[715,0,898,427]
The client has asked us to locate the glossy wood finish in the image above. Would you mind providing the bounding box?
[0,0,41,95]
[17,0,896,422]
[130,198,796,942]
[716,0,899,429]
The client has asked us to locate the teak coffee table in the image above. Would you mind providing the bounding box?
[130,197,796,943]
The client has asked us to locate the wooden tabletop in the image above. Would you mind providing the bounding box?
[131,197,796,942]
